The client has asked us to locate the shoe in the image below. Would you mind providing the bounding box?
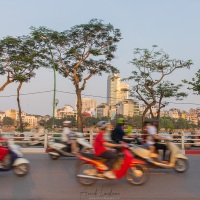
[161,160,169,164]
[83,169,97,176]
[103,171,116,179]
[0,161,3,168]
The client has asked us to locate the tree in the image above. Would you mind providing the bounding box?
[127,115,143,129]
[124,45,192,127]
[2,117,14,126]
[155,81,187,120]
[0,36,43,132]
[31,19,122,132]
[183,69,200,95]
[0,36,21,91]
[159,117,174,131]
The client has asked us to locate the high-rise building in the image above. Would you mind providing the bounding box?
[118,99,139,117]
[81,98,97,113]
[96,103,109,118]
[107,73,129,106]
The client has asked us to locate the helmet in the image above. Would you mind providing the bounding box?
[63,121,71,127]
[118,118,125,125]
[63,121,71,124]
[96,121,109,130]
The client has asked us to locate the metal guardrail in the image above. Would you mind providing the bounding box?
[1,131,200,153]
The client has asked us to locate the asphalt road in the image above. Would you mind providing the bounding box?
[0,154,200,200]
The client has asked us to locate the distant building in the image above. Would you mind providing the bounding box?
[0,110,5,122]
[169,109,180,119]
[139,104,159,118]
[6,109,18,122]
[187,114,198,125]
[96,103,109,118]
[56,105,77,119]
[160,110,169,117]
[119,83,129,101]
[81,98,97,113]
[118,99,139,117]
[22,115,38,128]
[107,73,129,106]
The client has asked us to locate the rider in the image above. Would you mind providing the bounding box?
[37,121,45,134]
[112,118,135,143]
[147,119,171,162]
[0,138,9,168]
[62,121,77,154]
[94,121,124,179]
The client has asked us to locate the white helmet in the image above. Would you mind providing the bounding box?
[96,121,110,130]
[63,121,71,124]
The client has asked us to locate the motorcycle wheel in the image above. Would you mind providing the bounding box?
[126,164,149,185]
[174,158,189,173]
[13,163,29,176]
[76,162,97,186]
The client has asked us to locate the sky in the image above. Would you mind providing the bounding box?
[0,0,200,116]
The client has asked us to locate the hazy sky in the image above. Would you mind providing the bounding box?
[0,0,199,116]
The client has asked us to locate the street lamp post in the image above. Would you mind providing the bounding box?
[41,36,57,130]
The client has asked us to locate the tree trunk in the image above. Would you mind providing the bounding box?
[142,101,156,131]
[17,82,23,133]
[0,79,13,92]
[75,88,83,132]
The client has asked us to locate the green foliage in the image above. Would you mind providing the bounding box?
[0,36,44,84]
[126,115,143,129]
[159,117,174,131]
[159,117,197,130]
[183,69,200,95]
[123,46,193,123]
[83,116,109,127]
[31,19,122,131]
[46,116,77,128]
[2,117,14,126]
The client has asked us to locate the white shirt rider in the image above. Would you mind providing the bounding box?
[146,125,156,145]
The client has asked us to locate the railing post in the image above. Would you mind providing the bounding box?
[90,132,93,145]
[44,132,48,149]
[181,130,185,154]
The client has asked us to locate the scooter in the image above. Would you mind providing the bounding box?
[0,140,30,176]
[129,139,189,173]
[76,145,149,186]
[46,133,93,160]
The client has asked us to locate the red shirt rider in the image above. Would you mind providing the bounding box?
[0,138,9,161]
[94,131,107,156]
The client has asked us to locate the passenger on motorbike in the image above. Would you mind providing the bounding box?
[37,121,45,134]
[0,138,9,168]
[146,119,172,163]
[62,121,77,154]
[94,121,125,179]
[112,118,136,143]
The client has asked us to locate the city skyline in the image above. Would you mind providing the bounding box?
[0,1,200,116]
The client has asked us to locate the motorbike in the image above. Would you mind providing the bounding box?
[22,131,45,147]
[76,145,149,186]
[129,138,189,173]
[0,140,30,176]
[46,133,93,160]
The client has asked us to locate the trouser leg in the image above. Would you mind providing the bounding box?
[100,151,118,170]
[154,143,167,160]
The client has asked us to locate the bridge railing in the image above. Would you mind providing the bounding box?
[1,131,200,153]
